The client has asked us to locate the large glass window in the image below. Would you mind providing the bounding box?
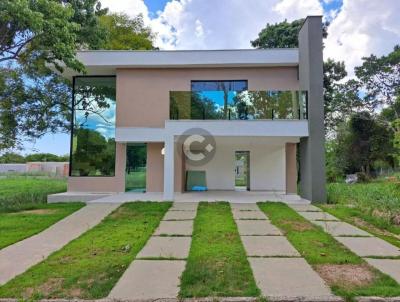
[70,76,116,176]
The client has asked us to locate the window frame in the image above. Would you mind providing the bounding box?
[190,80,248,92]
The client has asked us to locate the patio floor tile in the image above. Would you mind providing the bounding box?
[289,204,322,212]
[236,220,282,235]
[313,221,371,237]
[298,211,339,221]
[154,220,193,236]
[137,236,191,259]
[108,260,186,299]
[163,210,197,220]
[335,236,400,257]
[365,258,400,283]
[230,203,260,211]
[241,236,300,257]
[232,210,267,220]
[170,202,198,211]
[249,257,333,298]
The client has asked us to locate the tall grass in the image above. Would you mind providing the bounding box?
[327,181,400,226]
[0,176,67,212]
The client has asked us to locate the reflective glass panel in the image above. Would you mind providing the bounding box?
[71,76,116,176]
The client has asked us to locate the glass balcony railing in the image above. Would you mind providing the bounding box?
[170,90,308,120]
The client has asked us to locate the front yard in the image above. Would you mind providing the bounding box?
[0,202,171,299]
[1,175,400,301]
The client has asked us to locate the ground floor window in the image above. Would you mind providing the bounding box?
[125,144,147,192]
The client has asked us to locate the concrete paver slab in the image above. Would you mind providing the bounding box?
[298,211,338,221]
[108,260,186,299]
[335,237,400,257]
[137,236,191,259]
[170,202,198,211]
[236,220,282,236]
[249,257,333,298]
[0,203,120,285]
[163,210,197,220]
[232,210,267,220]
[241,236,300,257]
[289,204,322,212]
[365,258,400,283]
[230,203,260,211]
[154,220,193,236]
[313,221,371,237]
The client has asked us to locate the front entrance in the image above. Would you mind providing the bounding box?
[235,151,250,191]
[125,143,147,192]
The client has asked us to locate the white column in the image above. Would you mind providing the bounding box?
[163,136,175,200]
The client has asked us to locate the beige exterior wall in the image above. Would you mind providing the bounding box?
[285,143,298,194]
[68,143,126,192]
[69,67,299,193]
[116,67,299,127]
[146,143,164,192]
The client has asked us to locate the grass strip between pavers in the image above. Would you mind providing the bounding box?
[179,202,260,298]
[258,202,400,301]
[0,202,171,299]
[0,202,84,250]
[319,204,400,249]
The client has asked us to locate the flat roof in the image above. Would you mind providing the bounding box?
[53,49,299,79]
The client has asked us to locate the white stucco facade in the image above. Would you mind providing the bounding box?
[186,139,286,191]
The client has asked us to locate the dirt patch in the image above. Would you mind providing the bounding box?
[281,220,314,232]
[315,264,375,290]
[12,209,58,215]
[25,278,64,298]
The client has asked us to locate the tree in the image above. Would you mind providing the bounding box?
[338,112,394,176]
[25,153,66,162]
[0,152,26,163]
[99,13,155,50]
[2,0,88,72]
[355,45,400,111]
[251,18,328,49]
[0,0,108,152]
[252,19,348,132]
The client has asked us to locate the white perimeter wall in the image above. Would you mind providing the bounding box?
[186,140,286,191]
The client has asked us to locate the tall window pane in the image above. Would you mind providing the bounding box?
[71,76,116,176]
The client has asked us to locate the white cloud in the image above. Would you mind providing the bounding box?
[273,0,323,21]
[101,0,323,49]
[100,0,399,78]
[324,0,400,76]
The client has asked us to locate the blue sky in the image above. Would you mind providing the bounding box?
[20,0,399,155]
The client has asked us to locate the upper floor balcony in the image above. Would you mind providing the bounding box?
[170,90,308,121]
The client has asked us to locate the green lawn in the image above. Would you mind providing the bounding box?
[0,176,67,212]
[179,202,259,298]
[0,202,171,299]
[258,202,400,300]
[0,202,84,250]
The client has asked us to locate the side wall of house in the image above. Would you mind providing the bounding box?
[299,16,327,202]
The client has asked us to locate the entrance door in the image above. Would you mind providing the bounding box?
[125,143,147,192]
[235,151,250,191]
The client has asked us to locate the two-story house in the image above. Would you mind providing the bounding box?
[56,16,326,203]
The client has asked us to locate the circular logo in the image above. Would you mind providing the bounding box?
[176,128,216,166]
